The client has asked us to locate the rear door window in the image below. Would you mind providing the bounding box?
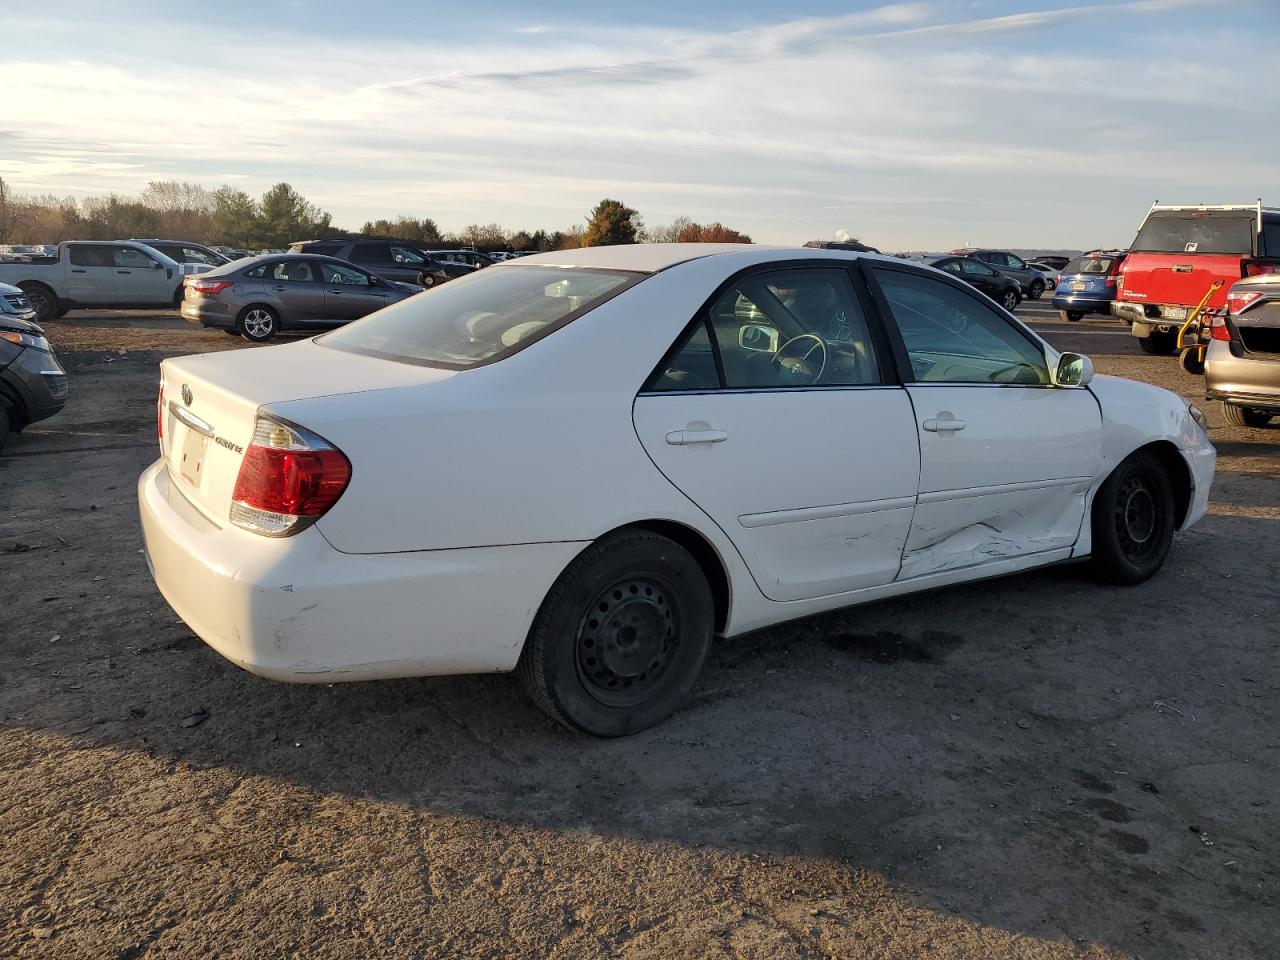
[349,244,391,265]
[69,244,115,267]
[271,261,316,282]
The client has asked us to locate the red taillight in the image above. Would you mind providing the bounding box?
[1227,290,1263,315]
[189,278,234,295]
[230,417,350,536]
[1209,314,1232,341]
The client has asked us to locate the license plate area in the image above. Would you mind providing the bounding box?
[1162,306,1188,321]
[179,428,208,487]
[1071,281,1087,291]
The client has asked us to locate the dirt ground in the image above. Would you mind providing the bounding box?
[1,302,1276,959]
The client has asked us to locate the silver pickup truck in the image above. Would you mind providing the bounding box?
[0,240,201,322]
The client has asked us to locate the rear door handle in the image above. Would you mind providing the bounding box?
[665,429,728,445]
[272,285,286,291]
[71,269,87,273]
[922,418,967,433]
[117,270,131,274]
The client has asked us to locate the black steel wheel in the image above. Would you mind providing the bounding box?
[517,530,714,736]
[1088,450,1176,585]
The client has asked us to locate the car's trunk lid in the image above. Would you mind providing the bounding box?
[1119,252,1241,315]
[159,338,453,526]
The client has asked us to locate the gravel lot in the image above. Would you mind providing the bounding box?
[1,299,1276,959]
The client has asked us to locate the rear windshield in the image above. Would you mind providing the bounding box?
[1062,255,1117,275]
[1131,213,1255,256]
[318,265,643,368]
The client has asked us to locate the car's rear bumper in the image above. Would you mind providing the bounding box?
[1204,341,1280,410]
[1051,295,1111,313]
[180,299,234,328]
[138,458,584,682]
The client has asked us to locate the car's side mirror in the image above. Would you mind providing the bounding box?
[739,323,781,353]
[1053,352,1095,387]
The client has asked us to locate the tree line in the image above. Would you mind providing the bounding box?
[0,179,751,252]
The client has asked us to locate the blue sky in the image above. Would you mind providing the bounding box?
[1,0,1276,249]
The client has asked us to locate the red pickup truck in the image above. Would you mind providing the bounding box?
[1111,203,1280,354]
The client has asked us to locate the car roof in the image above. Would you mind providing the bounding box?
[509,243,819,273]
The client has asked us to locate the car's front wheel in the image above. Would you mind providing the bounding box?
[1001,290,1019,312]
[1088,450,1176,585]
[18,283,56,323]
[1222,404,1274,428]
[517,530,714,737]
[237,305,278,343]
[1029,279,1045,300]
[417,272,436,288]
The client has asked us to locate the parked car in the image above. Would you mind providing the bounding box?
[140,243,1215,736]
[950,249,1048,299]
[433,249,496,269]
[0,241,196,322]
[180,253,421,342]
[0,282,68,451]
[929,256,1022,311]
[132,239,230,271]
[288,238,468,287]
[1203,273,1280,426]
[1028,262,1059,289]
[1112,202,1280,354]
[804,240,882,254]
[1052,251,1127,322]
[212,245,252,261]
[1028,255,1072,271]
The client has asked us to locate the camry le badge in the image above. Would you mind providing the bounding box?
[181,384,193,406]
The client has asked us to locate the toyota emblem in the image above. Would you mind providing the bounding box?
[181,384,193,406]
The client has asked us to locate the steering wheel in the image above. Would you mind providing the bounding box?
[771,334,828,385]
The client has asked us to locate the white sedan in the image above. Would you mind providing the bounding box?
[139,244,1215,736]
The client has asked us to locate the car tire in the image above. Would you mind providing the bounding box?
[1222,404,1273,428]
[1088,450,1176,586]
[54,305,70,319]
[237,305,278,343]
[1138,331,1176,355]
[1060,310,1085,322]
[18,283,56,323]
[1029,279,1045,300]
[516,530,714,737]
[0,402,11,453]
[1000,290,1019,312]
[417,272,436,288]
[1179,348,1205,376]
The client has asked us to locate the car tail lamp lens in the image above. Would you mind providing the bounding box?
[1226,291,1263,315]
[190,278,234,295]
[1209,314,1232,341]
[230,417,351,537]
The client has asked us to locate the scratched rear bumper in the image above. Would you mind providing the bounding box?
[138,458,581,681]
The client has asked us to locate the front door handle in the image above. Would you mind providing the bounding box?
[922,416,967,433]
[272,285,286,291]
[328,289,343,295]
[666,429,728,446]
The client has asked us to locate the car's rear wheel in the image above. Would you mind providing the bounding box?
[1001,290,1019,312]
[1088,450,1176,585]
[516,530,714,737]
[1029,279,1045,300]
[1179,348,1205,376]
[18,283,56,323]
[1222,404,1274,428]
[1060,310,1085,323]
[1138,330,1176,355]
[237,305,278,343]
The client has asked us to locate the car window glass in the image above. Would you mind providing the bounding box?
[873,268,1049,385]
[937,260,962,274]
[348,244,389,265]
[114,247,157,269]
[388,244,425,265]
[182,246,223,266]
[1007,253,1026,268]
[271,261,315,283]
[1132,214,1254,255]
[1062,256,1116,275]
[645,320,719,392]
[707,268,881,388]
[960,259,996,276]
[69,244,114,267]
[321,262,371,286]
[303,243,343,257]
[244,263,269,278]
[1261,219,1280,257]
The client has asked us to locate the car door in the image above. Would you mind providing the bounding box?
[66,244,117,301]
[866,263,1102,579]
[633,264,921,602]
[112,245,171,303]
[959,258,1003,297]
[265,260,329,323]
[318,261,391,322]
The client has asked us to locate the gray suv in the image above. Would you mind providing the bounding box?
[288,238,470,287]
[952,248,1048,299]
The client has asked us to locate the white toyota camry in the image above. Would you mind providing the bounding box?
[139,244,1215,735]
